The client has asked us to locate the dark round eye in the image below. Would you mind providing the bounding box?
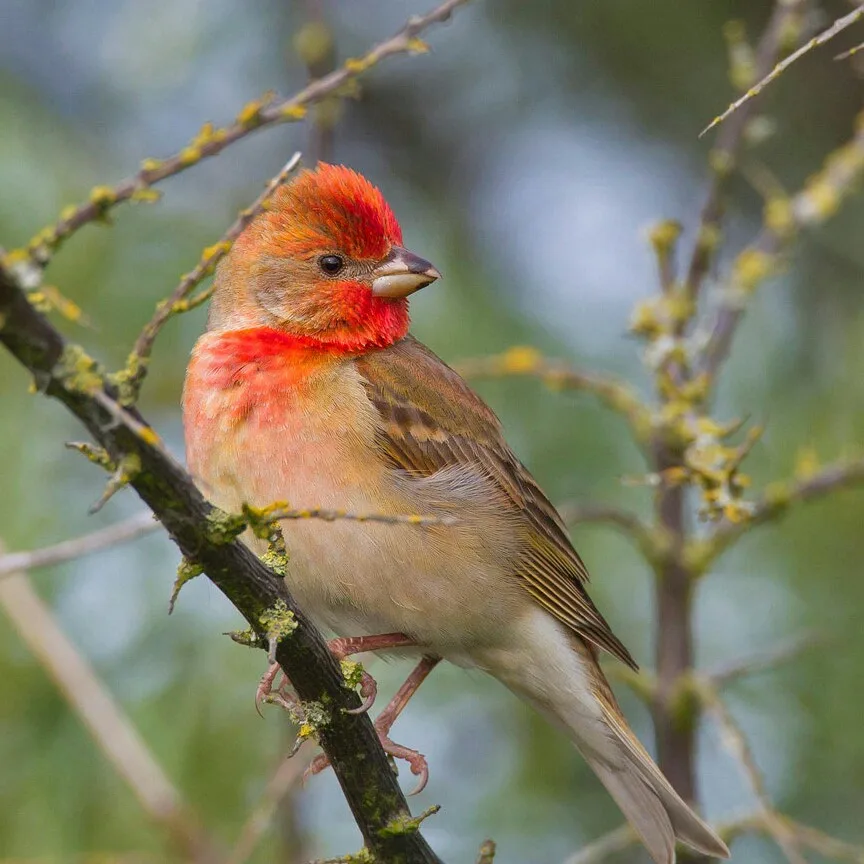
[319,255,345,275]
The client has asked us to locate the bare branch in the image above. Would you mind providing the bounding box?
[685,0,811,304]
[0,512,158,580]
[707,632,823,686]
[116,153,301,403]
[0,549,217,862]
[226,741,315,864]
[3,0,473,269]
[455,347,653,443]
[700,111,864,380]
[701,4,864,138]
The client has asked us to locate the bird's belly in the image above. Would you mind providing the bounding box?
[184,367,526,655]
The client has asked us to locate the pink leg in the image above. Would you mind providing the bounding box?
[256,632,417,715]
[306,654,441,795]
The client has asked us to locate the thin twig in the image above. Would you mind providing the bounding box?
[701,4,864,138]
[455,347,653,443]
[695,677,808,864]
[226,742,315,864]
[0,546,217,862]
[0,512,158,580]
[685,0,810,304]
[117,153,301,403]
[700,113,864,379]
[265,506,457,527]
[708,631,822,686]
[706,457,864,564]
[5,0,472,269]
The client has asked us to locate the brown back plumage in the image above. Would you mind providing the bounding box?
[354,335,637,670]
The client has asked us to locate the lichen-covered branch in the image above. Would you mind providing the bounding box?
[455,347,653,444]
[684,0,810,305]
[700,110,864,380]
[2,0,473,270]
[0,264,444,864]
[695,456,864,570]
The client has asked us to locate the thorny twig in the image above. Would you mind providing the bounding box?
[3,0,473,270]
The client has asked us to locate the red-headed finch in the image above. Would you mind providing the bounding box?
[182,163,729,864]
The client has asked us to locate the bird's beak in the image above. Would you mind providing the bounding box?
[371,246,441,298]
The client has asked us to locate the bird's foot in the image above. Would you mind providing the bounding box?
[255,632,416,716]
[304,718,430,796]
[303,654,440,795]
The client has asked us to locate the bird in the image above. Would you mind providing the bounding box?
[182,162,730,864]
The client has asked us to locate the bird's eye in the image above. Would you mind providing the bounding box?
[319,255,345,275]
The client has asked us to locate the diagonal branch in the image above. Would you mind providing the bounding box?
[116,153,301,403]
[0,511,158,580]
[0,549,218,863]
[4,0,473,269]
[684,0,810,305]
[701,4,864,139]
[455,347,653,444]
[0,265,444,864]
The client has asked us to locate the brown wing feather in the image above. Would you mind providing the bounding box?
[354,335,637,670]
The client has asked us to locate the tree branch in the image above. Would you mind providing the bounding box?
[0,549,217,862]
[116,153,301,403]
[3,0,473,270]
[0,512,158,580]
[0,265,444,863]
[455,347,653,444]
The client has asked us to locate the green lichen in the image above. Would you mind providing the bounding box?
[54,344,104,395]
[378,805,440,838]
[259,599,298,645]
[225,627,259,648]
[169,556,204,614]
[204,507,247,544]
[340,658,364,691]
[260,546,289,577]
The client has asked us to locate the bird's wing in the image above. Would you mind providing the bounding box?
[354,335,637,670]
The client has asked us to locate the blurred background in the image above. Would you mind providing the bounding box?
[1,1,863,861]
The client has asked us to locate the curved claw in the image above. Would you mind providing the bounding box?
[379,736,429,796]
[345,670,378,715]
[255,663,281,717]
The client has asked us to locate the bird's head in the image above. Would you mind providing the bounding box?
[208,163,440,352]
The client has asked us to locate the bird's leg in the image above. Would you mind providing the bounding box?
[256,632,416,715]
[305,654,441,795]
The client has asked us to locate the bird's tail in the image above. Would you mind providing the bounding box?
[485,616,729,864]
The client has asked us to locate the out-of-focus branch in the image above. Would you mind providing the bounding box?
[475,840,497,863]
[226,741,315,864]
[556,500,662,563]
[707,632,821,686]
[700,112,864,379]
[455,347,653,443]
[695,676,808,864]
[296,0,339,163]
[0,548,217,863]
[3,0,472,270]
[694,456,864,570]
[0,512,158,580]
[701,4,864,138]
[115,153,301,404]
[0,266,444,864]
[684,0,810,305]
